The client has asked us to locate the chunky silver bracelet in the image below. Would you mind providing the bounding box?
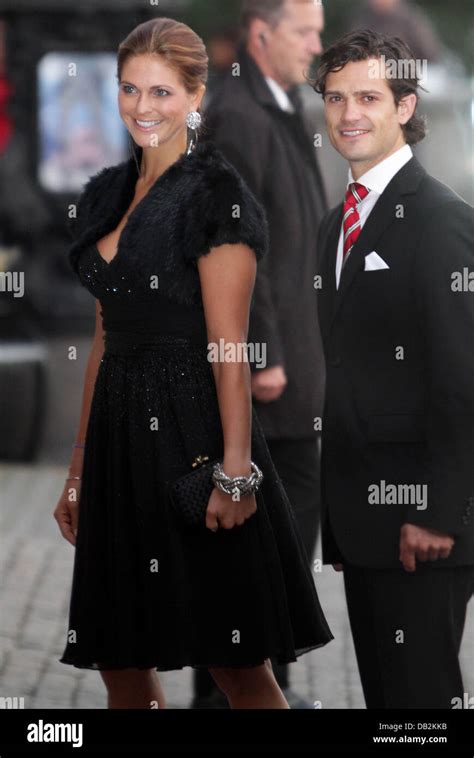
[212,461,263,497]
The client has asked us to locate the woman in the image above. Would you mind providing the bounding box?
[55,17,333,709]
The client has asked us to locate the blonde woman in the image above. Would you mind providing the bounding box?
[55,18,333,709]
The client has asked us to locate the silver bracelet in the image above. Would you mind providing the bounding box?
[212,461,263,497]
[66,476,82,480]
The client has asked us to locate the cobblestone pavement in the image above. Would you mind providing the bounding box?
[1,463,472,710]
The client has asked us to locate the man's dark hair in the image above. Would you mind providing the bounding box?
[311,28,427,145]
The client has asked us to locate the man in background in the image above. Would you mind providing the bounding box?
[195,0,327,709]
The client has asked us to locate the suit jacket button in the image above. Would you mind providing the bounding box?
[329,355,341,366]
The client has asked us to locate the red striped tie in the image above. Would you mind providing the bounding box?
[342,182,370,261]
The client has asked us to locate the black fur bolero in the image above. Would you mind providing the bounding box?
[67,140,269,308]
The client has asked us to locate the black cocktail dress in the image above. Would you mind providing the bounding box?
[59,140,333,671]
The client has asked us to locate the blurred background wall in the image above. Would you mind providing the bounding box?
[0,0,472,464]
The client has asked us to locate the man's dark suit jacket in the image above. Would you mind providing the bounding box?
[204,42,328,440]
[317,155,474,568]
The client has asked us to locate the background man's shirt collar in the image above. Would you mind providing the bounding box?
[264,76,295,113]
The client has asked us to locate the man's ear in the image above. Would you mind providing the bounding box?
[398,93,417,126]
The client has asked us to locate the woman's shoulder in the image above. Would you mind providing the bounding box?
[178,140,269,264]
[187,140,254,195]
[184,139,266,223]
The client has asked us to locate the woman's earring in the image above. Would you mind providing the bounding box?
[185,111,202,155]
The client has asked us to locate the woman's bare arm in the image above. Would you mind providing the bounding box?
[55,300,106,544]
[197,243,257,478]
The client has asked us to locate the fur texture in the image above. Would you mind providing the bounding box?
[68,140,269,307]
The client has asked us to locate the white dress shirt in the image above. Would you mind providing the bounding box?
[335,143,413,288]
[264,76,295,113]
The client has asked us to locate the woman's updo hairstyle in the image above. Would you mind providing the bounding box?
[117,17,208,136]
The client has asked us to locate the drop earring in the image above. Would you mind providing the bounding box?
[185,111,202,155]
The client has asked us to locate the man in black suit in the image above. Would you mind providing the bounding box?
[311,29,474,708]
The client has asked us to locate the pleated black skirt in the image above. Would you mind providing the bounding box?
[59,330,333,671]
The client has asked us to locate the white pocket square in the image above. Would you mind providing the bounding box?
[364,251,390,271]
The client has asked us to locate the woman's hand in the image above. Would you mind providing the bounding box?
[205,487,257,531]
[53,480,81,546]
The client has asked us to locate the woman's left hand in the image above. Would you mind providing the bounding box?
[205,488,257,531]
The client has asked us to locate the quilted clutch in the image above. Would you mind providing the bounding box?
[169,456,220,529]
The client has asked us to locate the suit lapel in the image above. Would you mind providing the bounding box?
[318,205,342,338]
[332,157,425,323]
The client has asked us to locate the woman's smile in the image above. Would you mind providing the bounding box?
[133,118,163,132]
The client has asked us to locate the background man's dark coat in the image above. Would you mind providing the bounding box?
[204,42,328,439]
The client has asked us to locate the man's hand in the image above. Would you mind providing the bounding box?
[399,523,454,572]
[332,563,344,572]
[251,365,287,403]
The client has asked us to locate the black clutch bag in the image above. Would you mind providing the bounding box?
[168,455,220,529]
